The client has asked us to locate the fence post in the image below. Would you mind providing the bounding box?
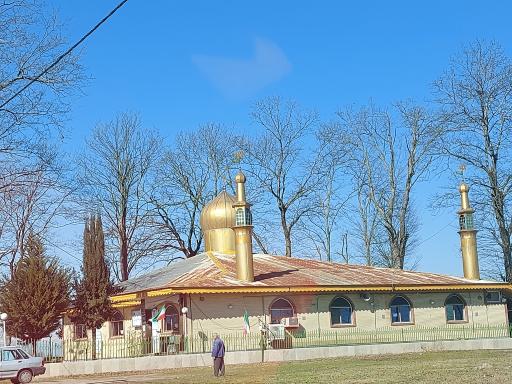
[260,332,265,363]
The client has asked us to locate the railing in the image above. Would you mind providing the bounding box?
[18,324,512,362]
[62,335,182,361]
[16,339,64,363]
[283,324,510,349]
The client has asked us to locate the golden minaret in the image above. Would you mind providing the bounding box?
[458,182,480,280]
[232,171,254,282]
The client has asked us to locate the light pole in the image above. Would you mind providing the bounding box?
[1,313,8,346]
[181,307,188,352]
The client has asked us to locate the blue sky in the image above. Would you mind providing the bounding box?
[51,1,512,276]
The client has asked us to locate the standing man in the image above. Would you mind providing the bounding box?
[211,334,225,377]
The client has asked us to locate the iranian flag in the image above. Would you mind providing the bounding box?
[151,305,166,322]
[243,310,250,335]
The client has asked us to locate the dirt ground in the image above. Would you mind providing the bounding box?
[6,349,510,384]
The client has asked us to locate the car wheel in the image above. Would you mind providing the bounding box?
[17,369,33,384]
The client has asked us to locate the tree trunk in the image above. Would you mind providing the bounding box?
[279,207,292,257]
[284,230,292,258]
[91,327,96,360]
[120,240,128,281]
[497,220,512,282]
[119,212,129,281]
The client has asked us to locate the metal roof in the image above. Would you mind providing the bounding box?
[116,252,508,297]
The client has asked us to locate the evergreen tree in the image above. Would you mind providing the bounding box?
[72,215,119,359]
[0,233,71,353]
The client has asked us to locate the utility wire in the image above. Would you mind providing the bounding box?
[0,0,129,110]
[417,218,457,246]
[45,238,82,264]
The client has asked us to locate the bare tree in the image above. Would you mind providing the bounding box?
[352,176,381,266]
[434,40,512,281]
[0,1,82,275]
[0,146,71,275]
[148,124,237,261]
[0,0,82,191]
[240,97,321,257]
[301,124,351,262]
[337,103,440,269]
[78,113,161,281]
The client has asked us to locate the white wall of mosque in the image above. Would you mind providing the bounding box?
[187,292,507,334]
[63,290,508,346]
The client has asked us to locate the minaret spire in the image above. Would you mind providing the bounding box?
[232,171,254,282]
[458,182,480,280]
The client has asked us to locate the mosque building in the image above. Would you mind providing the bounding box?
[63,172,510,357]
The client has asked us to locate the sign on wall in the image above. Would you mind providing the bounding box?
[132,309,142,328]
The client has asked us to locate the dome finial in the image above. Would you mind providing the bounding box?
[235,170,246,184]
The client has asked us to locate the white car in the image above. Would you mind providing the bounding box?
[0,346,45,383]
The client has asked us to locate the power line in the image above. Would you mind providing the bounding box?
[45,238,82,265]
[417,219,457,246]
[0,0,130,110]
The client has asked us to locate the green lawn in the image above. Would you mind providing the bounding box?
[142,349,512,384]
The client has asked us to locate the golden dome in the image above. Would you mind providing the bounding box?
[200,191,237,231]
[459,183,470,193]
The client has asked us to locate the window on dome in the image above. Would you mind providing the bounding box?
[330,297,354,326]
[235,208,252,226]
[245,208,252,225]
[459,213,474,230]
[235,208,245,226]
[390,296,412,324]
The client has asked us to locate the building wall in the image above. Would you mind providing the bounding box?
[62,295,185,359]
[63,290,508,350]
[188,291,508,335]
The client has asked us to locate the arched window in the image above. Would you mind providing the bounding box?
[164,305,180,333]
[390,296,412,324]
[330,297,354,326]
[270,298,294,324]
[445,294,466,322]
[111,311,124,337]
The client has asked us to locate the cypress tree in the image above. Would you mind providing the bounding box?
[72,215,119,359]
[0,233,71,354]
